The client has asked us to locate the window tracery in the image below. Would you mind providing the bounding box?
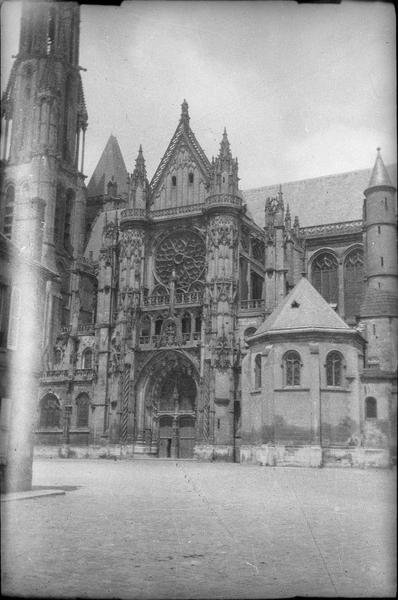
[40,394,61,428]
[344,249,364,319]
[311,252,338,304]
[326,351,343,386]
[283,351,301,386]
[155,230,205,290]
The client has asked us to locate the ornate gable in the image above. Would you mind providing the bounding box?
[149,100,212,210]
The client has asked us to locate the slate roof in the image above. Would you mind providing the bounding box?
[242,164,397,228]
[249,277,352,340]
[87,135,129,198]
[367,149,394,190]
[360,287,398,318]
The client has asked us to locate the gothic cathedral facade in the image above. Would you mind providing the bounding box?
[1,2,397,469]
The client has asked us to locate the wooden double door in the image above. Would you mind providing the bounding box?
[158,415,195,458]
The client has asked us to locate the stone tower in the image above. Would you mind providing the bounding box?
[360,149,398,371]
[1,1,88,345]
[201,128,243,459]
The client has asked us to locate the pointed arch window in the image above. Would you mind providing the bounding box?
[40,394,61,428]
[344,249,364,320]
[82,348,93,370]
[283,351,301,386]
[254,354,262,389]
[188,172,194,184]
[312,252,338,304]
[140,315,151,340]
[3,185,15,239]
[171,175,177,187]
[326,351,343,386]
[182,312,191,335]
[155,317,163,336]
[76,393,90,428]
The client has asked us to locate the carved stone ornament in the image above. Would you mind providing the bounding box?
[120,229,145,260]
[209,215,237,249]
[155,230,205,290]
[214,334,231,371]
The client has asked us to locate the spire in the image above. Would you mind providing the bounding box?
[133,144,147,180]
[367,147,394,190]
[87,135,129,198]
[219,127,232,159]
[285,203,291,229]
[180,99,190,125]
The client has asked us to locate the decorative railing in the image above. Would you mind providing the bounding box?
[77,323,95,334]
[175,292,203,305]
[76,256,95,272]
[205,194,243,210]
[151,203,205,219]
[60,326,71,334]
[120,208,147,221]
[41,369,69,378]
[300,220,363,239]
[143,292,203,307]
[74,368,94,378]
[240,299,265,311]
[143,295,170,306]
[139,332,201,347]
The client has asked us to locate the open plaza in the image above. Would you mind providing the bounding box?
[1,459,396,599]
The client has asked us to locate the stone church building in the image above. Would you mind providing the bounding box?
[1,2,396,476]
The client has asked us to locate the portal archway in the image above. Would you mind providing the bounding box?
[136,350,199,458]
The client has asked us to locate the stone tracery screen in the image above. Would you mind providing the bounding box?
[155,230,205,290]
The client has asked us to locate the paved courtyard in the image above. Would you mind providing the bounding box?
[1,459,396,599]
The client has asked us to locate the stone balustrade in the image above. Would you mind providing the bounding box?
[240,299,265,311]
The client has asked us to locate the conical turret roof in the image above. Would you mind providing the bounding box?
[366,148,394,191]
[87,135,129,198]
[249,277,352,341]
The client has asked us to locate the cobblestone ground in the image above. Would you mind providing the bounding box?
[1,459,396,599]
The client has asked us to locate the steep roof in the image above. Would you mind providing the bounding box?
[87,135,129,198]
[150,100,212,194]
[242,164,397,228]
[360,287,398,318]
[250,277,351,340]
[366,148,394,190]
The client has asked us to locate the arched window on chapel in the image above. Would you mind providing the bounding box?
[283,351,301,386]
[326,351,343,386]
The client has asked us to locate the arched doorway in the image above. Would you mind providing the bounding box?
[157,369,196,458]
[137,351,198,458]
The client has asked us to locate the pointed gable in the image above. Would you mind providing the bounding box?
[251,277,351,340]
[87,135,129,198]
[149,101,212,209]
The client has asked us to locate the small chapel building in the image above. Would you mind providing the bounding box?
[241,277,390,468]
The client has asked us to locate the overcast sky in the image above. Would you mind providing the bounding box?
[1,0,396,189]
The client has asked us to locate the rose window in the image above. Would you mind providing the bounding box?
[155,230,205,289]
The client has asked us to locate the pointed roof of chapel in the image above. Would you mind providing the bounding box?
[87,135,129,198]
[366,147,394,191]
[250,277,352,341]
[150,100,212,193]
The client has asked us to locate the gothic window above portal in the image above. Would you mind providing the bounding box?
[155,230,205,291]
